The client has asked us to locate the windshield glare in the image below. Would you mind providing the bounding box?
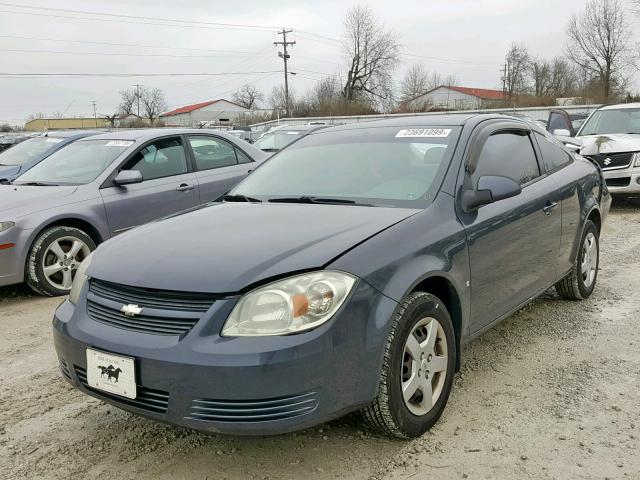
[232,126,460,207]
[0,137,63,166]
[253,130,304,151]
[14,139,132,185]
[579,108,640,135]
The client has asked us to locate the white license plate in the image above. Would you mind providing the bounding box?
[86,348,137,399]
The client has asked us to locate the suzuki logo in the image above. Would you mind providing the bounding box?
[603,157,612,166]
[121,304,143,317]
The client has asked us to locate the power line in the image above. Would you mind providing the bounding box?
[0,3,284,30]
[0,47,272,59]
[0,34,269,56]
[0,71,282,78]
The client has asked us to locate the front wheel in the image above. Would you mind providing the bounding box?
[555,220,599,300]
[25,226,96,296]
[361,292,456,439]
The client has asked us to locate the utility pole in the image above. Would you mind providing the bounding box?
[91,100,98,128]
[500,62,509,105]
[133,84,143,116]
[274,29,295,117]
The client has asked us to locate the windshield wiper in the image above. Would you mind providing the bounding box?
[222,194,262,203]
[268,196,371,206]
[12,181,59,186]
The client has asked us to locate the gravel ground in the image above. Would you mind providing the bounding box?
[1,200,639,480]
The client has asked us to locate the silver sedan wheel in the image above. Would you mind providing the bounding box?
[41,236,91,290]
[401,317,448,416]
[581,232,598,288]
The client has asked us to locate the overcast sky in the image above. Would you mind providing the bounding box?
[0,0,638,125]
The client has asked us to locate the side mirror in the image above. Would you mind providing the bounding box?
[462,175,522,212]
[114,170,143,186]
[552,128,572,137]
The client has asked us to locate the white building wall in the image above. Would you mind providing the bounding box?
[407,86,484,110]
[161,101,250,127]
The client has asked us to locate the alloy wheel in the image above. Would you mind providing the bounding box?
[41,236,91,290]
[401,316,448,416]
[581,232,598,288]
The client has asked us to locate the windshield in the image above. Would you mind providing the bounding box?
[14,139,133,185]
[579,108,640,135]
[231,126,460,208]
[253,130,305,151]
[0,137,64,166]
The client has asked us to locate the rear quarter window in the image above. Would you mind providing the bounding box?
[534,132,572,172]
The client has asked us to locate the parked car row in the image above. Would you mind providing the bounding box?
[547,103,640,197]
[32,114,610,438]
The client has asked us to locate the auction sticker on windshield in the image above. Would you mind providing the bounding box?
[104,140,134,147]
[86,348,137,399]
[395,128,451,138]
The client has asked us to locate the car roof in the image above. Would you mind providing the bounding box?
[599,103,640,110]
[78,128,242,142]
[270,124,325,132]
[310,113,535,134]
[42,130,104,139]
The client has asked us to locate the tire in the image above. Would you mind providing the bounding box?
[555,220,599,300]
[25,226,96,297]
[361,292,456,439]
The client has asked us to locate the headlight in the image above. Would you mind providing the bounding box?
[222,271,357,336]
[0,221,15,233]
[69,252,94,305]
[633,152,640,167]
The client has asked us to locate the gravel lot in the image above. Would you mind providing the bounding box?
[1,201,639,480]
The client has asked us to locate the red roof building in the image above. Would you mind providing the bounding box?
[402,85,505,111]
[160,99,249,127]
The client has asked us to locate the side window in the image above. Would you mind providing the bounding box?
[534,132,572,172]
[123,137,187,181]
[473,131,540,186]
[188,136,238,171]
[236,148,253,164]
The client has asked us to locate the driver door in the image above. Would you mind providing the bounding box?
[100,136,200,235]
[458,126,561,334]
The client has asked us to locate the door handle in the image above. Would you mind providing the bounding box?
[542,201,558,215]
[176,183,195,192]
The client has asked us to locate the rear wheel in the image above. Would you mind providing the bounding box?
[555,220,599,300]
[361,292,456,439]
[25,226,95,296]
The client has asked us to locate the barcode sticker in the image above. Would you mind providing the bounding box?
[105,140,134,147]
[396,129,451,138]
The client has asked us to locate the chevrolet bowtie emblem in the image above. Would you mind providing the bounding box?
[603,157,612,166]
[121,304,143,317]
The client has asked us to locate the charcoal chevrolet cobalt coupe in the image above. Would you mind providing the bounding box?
[53,115,610,438]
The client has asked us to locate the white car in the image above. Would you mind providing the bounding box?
[552,104,640,196]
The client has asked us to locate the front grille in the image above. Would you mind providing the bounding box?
[87,300,199,335]
[75,366,169,413]
[587,152,635,170]
[186,392,318,423]
[606,177,631,187]
[90,279,216,313]
[58,358,71,380]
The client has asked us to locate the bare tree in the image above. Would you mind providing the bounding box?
[140,87,167,125]
[231,84,264,110]
[566,0,632,100]
[105,113,119,128]
[341,5,399,105]
[399,64,457,102]
[504,43,530,100]
[268,85,295,114]
[529,59,552,97]
[118,88,138,115]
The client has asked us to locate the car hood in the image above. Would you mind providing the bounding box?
[577,133,640,155]
[0,184,79,218]
[0,165,21,180]
[89,202,419,293]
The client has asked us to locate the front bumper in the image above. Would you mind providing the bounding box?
[0,226,33,287]
[52,279,398,435]
[603,167,640,195]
